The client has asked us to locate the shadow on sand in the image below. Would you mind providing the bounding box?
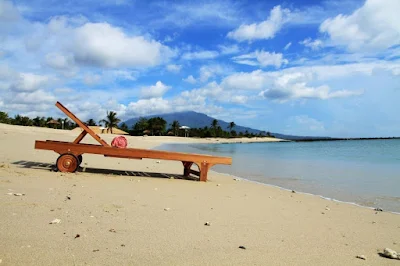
[12,160,199,181]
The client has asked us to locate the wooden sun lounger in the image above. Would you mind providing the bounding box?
[34,102,232,181]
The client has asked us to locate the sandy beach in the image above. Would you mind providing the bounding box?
[1,123,399,266]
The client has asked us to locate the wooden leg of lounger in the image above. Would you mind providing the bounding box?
[182,161,193,177]
[199,162,209,182]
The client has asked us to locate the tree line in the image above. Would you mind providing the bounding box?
[0,110,274,138]
[127,117,274,138]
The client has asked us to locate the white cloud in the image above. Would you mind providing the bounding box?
[72,23,175,68]
[127,97,171,117]
[83,74,101,85]
[9,73,51,92]
[320,0,400,52]
[140,81,170,99]
[299,38,323,50]
[199,65,227,82]
[183,75,196,84]
[166,64,182,73]
[45,53,75,70]
[13,89,56,105]
[284,42,292,50]
[218,44,240,55]
[179,81,248,105]
[181,50,219,60]
[232,50,288,68]
[260,72,364,101]
[227,5,290,42]
[222,70,272,91]
[0,0,20,22]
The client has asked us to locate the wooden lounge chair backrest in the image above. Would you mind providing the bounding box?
[56,102,110,147]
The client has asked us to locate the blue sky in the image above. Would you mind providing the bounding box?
[0,0,399,137]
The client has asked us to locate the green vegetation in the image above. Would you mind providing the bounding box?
[129,117,274,139]
[99,111,121,134]
[0,109,275,139]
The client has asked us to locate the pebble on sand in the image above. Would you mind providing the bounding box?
[204,222,211,226]
[356,255,366,260]
[239,246,246,250]
[382,248,399,259]
[49,218,61,224]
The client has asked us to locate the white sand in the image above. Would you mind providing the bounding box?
[0,123,399,265]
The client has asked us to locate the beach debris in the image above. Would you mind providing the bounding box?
[233,178,240,181]
[66,196,71,200]
[238,246,246,250]
[93,249,100,252]
[109,229,116,233]
[204,222,211,226]
[49,218,61,224]
[291,190,296,193]
[356,255,366,260]
[74,234,80,239]
[156,160,160,164]
[164,208,170,211]
[374,207,383,212]
[7,192,25,196]
[381,248,399,259]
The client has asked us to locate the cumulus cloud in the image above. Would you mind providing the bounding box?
[218,44,240,55]
[166,64,182,73]
[260,72,364,101]
[183,75,196,84]
[181,50,219,60]
[0,0,20,22]
[140,81,171,99]
[227,5,290,42]
[232,50,288,68]
[320,0,400,52]
[72,23,175,68]
[45,53,75,70]
[299,38,323,50]
[9,73,51,92]
[83,74,101,85]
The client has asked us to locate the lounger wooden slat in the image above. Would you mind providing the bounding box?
[34,101,232,181]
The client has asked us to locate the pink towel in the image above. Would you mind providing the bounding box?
[111,136,127,148]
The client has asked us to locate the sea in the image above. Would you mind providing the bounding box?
[156,139,400,213]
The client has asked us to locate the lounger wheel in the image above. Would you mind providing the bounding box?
[56,154,79,173]
[77,155,83,166]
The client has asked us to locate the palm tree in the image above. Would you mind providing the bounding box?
[211,119,219,137]
[228,121,235,136]
[86,118,97,126]
[100,111,121,134]
[171,120,180,136]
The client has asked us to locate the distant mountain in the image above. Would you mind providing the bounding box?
[122,111,331,140]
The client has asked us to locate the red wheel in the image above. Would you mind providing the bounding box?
[56,154,79,173]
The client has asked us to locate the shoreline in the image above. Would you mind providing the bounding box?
[209,169,400,216]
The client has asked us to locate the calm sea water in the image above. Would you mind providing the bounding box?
[157,140,400,213]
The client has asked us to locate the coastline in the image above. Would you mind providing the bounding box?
[1,123,400,265]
